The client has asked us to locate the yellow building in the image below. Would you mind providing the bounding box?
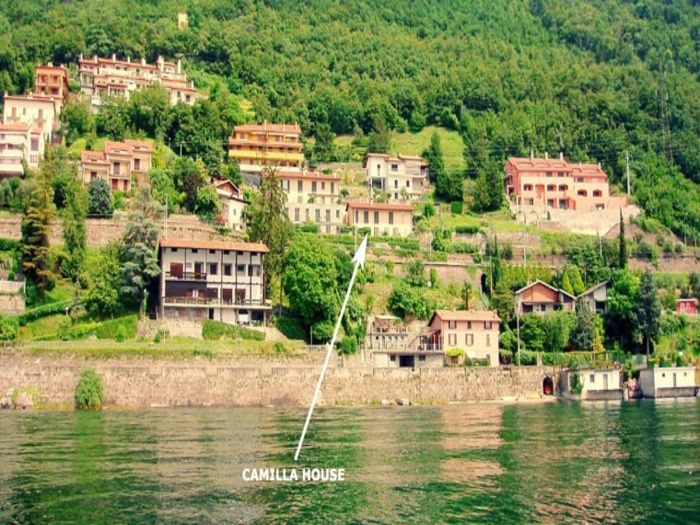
[228,122,304,174]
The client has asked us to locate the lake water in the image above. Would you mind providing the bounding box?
[0,400,698,524]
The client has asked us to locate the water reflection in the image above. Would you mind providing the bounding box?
[0,400,697,524]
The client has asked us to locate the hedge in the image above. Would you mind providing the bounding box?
[450,201,463,214]
[0,238,20,251]
[202,319,265,341]
[455,225,480,235]
[274,316,306,340]
[16,301,72,326]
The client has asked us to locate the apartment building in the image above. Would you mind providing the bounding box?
[0,122,44,178]
[212,179,247,232]
[228,122,304,174]
[78,54,199,108]
[158,239,271,326]
[2,93,59,144]
[34,63,70,111]
[365,153,429,201]
[345,201,413,237]
[79,139,153,192]
[505,153,628,212]
[422,310,501,367]
[280,170,345,233]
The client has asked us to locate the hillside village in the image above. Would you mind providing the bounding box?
[0,50,699,403]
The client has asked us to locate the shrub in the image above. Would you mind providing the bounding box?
[338,336,358,355]
[464,356,490,367]
[94,315,137,340]
[455,225,479,235]
[300,222,319,233]
[274,316,307,340]
[0,317,19,341]
[202,319,265,341]
[16,301,71,325]
[446,348,463,358]
[0,238,20,251]
[75,369,105,410]
[450,201,463,214]
[273,342,286,354]
[570,372,583,395]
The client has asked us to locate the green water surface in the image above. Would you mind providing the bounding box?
[0,400,698,524]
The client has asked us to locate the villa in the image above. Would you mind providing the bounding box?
[560,368,623,401]
[212,179,247,232]
[576,280,609,314]
[157,238,271,326]
[364,153,428,201]
[514,280,575,315]
[228,122,304,174]
[345,201,413,237]
[422,310,500,367]
[279,170,346,233]
[79,139,153,192]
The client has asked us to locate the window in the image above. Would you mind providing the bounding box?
[448,320,456,329]
[388,212,394,225]
[294,208,300,222]
[465,334,473,346]
[589,374,595,383]
[191,249,198,253]
[209,263,218,275]
[209,249,215,254]
[236,264,245,274]
[547,199,554,208]
[448,334,456,346]
[484,321,492,330]
[593,190,603,197]
[394,180,398,189]
[390,163,398,171]
[546,185,555,191]
[577,190,588,197]
[224,264,232,276]
[321,182,326,190]
[171,248,178,253]
[297,180,303,192]
[312,181,317,193]
[406,180,410,188]
[390,355,396,362]
[363,211,369,224]
[223,250,230,255]
[524,184,533,191]
[558,185,568,191]
[546,172,552,177]
[418,355,426,362]
[374,211,379,224]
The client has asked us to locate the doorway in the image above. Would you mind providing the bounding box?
[542,376,553,396]
[399,355,415,368]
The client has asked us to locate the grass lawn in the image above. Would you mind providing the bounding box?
[430,210,527,233]
[336,126,465,172]
[19,337,307,358]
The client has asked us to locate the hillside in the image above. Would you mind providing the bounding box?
[1,0,699,239]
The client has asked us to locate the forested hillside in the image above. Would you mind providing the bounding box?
[1,0,699,239]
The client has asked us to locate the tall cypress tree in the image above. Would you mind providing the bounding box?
[635,270,661,359]
[21,165,54,300]
[619,209,627,269]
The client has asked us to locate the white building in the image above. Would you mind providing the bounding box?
[158,239,271,326]
[0,122,43,178]
[639,367,697,398]
[560,368,623,400]
[364,153,429,201]
[212,180,247,232]
[280,171,346,233]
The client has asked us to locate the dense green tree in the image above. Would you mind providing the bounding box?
[404,259,426,287]
[128,85,170,138]
[172,157,208,212]
[225,159,242,186]
[313,123,336,162]
[61,181,87,281]
[462,282,472,309]
[542,311,574,352]
[635,270,661,359]
[194,185,221,222]
[95,96,129,140]
[247,167,295,295]
[520,314,545,352]
[491,281,514,326]
[435,169,463,202]
[282,236,339,338]
[20,165,54,300]
[388,282,434,320]
[120,189,161,318]
[82,241,122,318]
[61,99,93,146]
[366,115,392,154]
[604,269,639,351]
[87,178,114,218]
[422,132,445,184]
[570,302,595,351]
[619,209,627,270]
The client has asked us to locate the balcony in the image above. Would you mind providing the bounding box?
[163,295,271,308]
[165,271,207,281]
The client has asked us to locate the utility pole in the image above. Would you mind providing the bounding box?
[516,299,521,367]
[626,150,631,196]
[179,144,183,157]
[164,193,168,238]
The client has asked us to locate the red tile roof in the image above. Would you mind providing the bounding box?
[275,170,340,182]
[346,201,413,212]
[430,309,501,322]
[80,150,107,163]
[159,239,268,253]
[234,123,302,135]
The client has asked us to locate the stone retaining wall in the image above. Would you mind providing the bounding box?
[0,351,558,409]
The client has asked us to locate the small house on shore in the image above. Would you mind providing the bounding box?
[514,280,575,315]
[559,368,623,401]
[676,298,698,316]
[364,314,442,368]
[639,367,697,398]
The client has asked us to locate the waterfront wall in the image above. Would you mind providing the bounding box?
[0,351,558,408]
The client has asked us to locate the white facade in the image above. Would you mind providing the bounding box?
[561,368,623,400]
[639,367,697,398]
[365,153,428,201]
[281,172,345,233]
[158,240,271,325]
[0,123,43,177]
[212,180,247,232]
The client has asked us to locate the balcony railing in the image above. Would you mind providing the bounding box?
[163,295,270,307]
[165,271,207,281]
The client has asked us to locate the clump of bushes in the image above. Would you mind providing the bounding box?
[202,319,265,341]
[338,336,358,355]
[75,369,105,410]
[455,225,480,235]
[464,356,490,367]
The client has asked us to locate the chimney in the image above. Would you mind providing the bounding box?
[93,55,97,62]
[544,152,548,160]
[127,56,131,64]
[559,152,563,161]
[177,59,182,74]
[141,58,146,66]
[530,150,534,160]
[79,53,83,61]
[48,62,53,67]
[112,53,116,61]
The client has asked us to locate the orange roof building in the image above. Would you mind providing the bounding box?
[345,200,413,237]
[504,153,627,212]
[276,169,345,234]
[79,139,153,192]
[228,122,304,174]
[34,63,70,111]
[365,152,429,201]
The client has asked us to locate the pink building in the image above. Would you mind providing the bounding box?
[79,139,153,192]
[505,154,626,212]
[676,298,698,316]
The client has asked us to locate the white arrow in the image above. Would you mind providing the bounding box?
[294,234,368,461]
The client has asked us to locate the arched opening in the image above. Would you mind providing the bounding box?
[577,189,588,197]
[593,189,602,197]
[480,273,488,293]
[542,376,554,396]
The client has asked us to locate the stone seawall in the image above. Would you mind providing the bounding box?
[0,351,558,408]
